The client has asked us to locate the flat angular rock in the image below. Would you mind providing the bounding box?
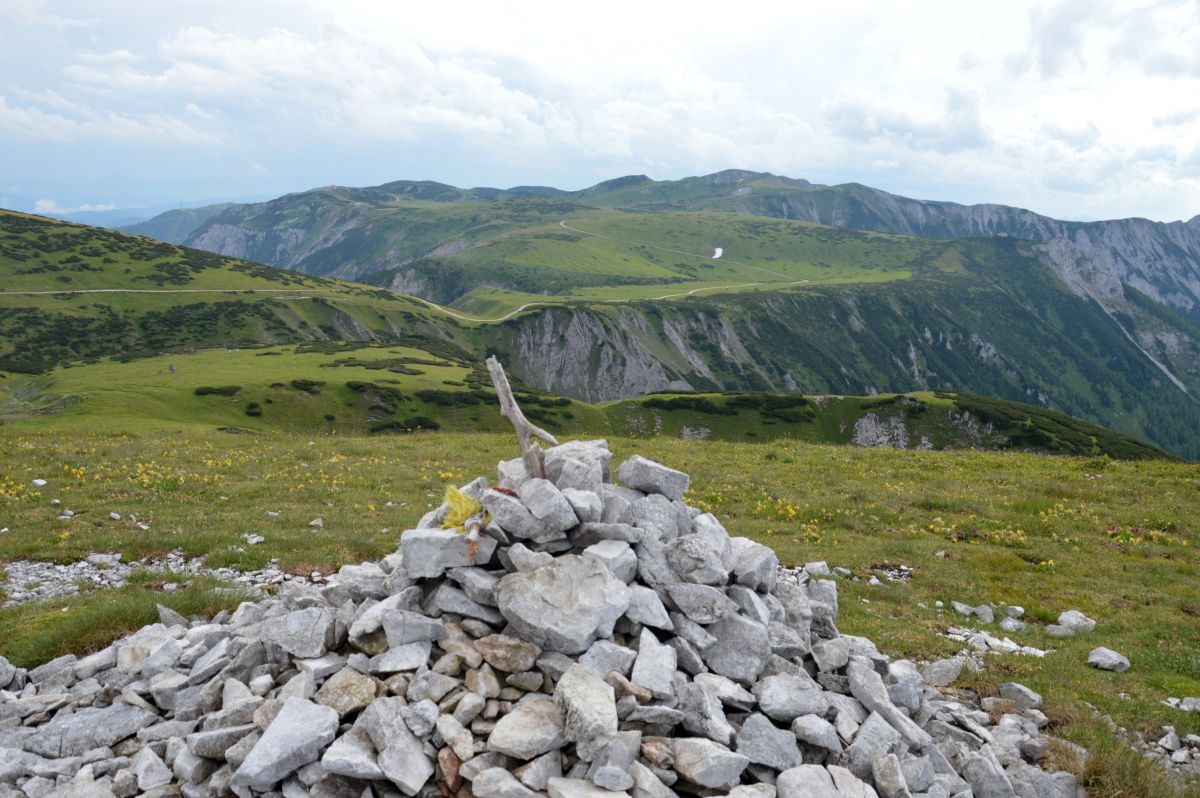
[234,698,338,792]
[666,534,729,586]
[921,656,965,688]
[624,585,673,631]
[1088,647,1130,672]
[999,682,1042,710]
[754,673,827,722]
[130,748,172,791]
[630,629,676,699]
[702,614,770,685]
[265,608,337,659]
[26,703,158,758]
[315,667,377,717]
[475,635,541,673]
[320,726,383,780]
[545,440,613,483]
[665,583,738,625]
[555,664,618,761]
[776,765,840,798]
[399,528,496,579]
[562,489,603,524]
[382,611,444,647]
[580,640,637,678]
[735,713,802,771]
[482,489,543,540]
[369,641,432,674]
[847,656,932,749]
[584,540,638,584]
[548,777,630,798]
[487,699,567,760]
[617,456,689,501]
[730,538,778,593]
[668,737,748,791]
[495,555,631,654]
[359,697,435,795]
[474,767,541,798]
[791,713,842,752]
[520,479,580,540]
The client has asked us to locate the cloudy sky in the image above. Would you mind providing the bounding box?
[2,0,1199,222]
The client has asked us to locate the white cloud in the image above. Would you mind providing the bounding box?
[1,0,1199,220]
[33,198,116,214]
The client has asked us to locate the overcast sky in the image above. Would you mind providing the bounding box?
[2,0,1199,222]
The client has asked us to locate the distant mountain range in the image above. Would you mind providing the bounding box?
[4,169,1199,458]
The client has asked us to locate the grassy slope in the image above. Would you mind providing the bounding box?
[0,344,1168,461]
[0,428,1196,795]
[0,209,478,372]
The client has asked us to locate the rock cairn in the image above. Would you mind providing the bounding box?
[0,439,1087,798]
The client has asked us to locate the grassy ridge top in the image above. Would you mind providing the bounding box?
[0,428,1196,795]
[0,343,1170,461]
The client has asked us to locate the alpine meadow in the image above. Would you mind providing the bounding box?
[2,5,1200,798]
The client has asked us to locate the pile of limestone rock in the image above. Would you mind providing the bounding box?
[1,439,1087,798]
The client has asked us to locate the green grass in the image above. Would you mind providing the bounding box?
[0,429,1197,793]
[0,346,1166,461]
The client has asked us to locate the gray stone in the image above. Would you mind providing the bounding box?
[520,479,580,540]
[483,488,543,539]
[676,681,734,744]
[475,635,541,673]
[730,538,778,593]
[810,638,851,673]
[1058,610,1096,634]
[754,673,827,722]
[382,610,444,647]
[320,726,384,780]
[561,489,603,524]
[665,583,738,625]
[369,641,432,674]
[625,585,674,631]
[423,582,506,624]
[233,698,339,792]
[871,754,912,798]
[514,750,563,790]
[359,697,435,796]
[584,540,638,584]
[703,614,770,685]
[999,682,1042,710]
[314,667,377,717]
[666,534,729,586]
[26,704,158,758]
[921,656,965,688]
[775,765,840,798]
[668,738,748,791]
[474,767,540,798]
[1088,647,1130,672]
[847,656,932,749]
[630,629,676,699]
[447,567,501,607]
[735,714,802,771]
[265,608,337,659]
[843,712,902,780]
[548,777,630,798]
[806,579,839,639]
[187,724,256,759]
[790,714,842,752]
[406,670,461,703]
[495,555,631,654]
[545,440,613,483]
[129,748,171,792]
[487,699,566,760]
[554,664,618,762]
[580,640,637,678]
[959,746,1016,798]
[399,528,496,579]
[617,456,689,501]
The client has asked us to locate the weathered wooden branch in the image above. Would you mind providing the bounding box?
[486,356,559,478]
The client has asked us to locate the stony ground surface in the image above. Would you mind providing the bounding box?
[0,439,1098,798]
